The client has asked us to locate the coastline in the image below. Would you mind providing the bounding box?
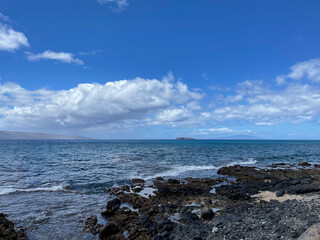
[92,162,320,239]
[3,162,320,239]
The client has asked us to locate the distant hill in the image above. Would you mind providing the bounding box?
[0,131,91,140]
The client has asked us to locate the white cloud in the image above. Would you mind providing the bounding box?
[198,128,252,135]
[0,19,29,51]
[25,50,84,65]
[276,59,320,83]
[97,0,129,11]
[0,75,204,131]
[212,80,320,125]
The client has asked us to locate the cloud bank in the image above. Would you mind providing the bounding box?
[25,50,84,65]
[212,59,320,126]
[0,74,203,131]
[1,58,320,137]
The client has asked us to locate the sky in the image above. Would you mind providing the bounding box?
[0,0,320,139]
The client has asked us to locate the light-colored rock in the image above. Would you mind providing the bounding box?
[298,223,320,240]
[212,226,219,233]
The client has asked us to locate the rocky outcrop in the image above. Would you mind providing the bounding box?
[0,213,28,240]
[100,163,320,239]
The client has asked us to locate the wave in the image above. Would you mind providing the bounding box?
[227,158,257,166]
[0,185,66,196]
[132,158,257,180]
[134,165,219,180]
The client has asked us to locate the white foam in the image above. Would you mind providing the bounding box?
[227,158,257,166]
[185,202,201,207]
[136,187,157,198]
[139,165,219,180]
[168,213,180,223]
[131,159,257,180]
[0,185,66,196]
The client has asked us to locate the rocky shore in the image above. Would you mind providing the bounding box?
[85,162,320,240]
[0,213,28,240]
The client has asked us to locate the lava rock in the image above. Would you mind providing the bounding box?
[131,178,145,185]
[84,215,98,234]
[276,189,285,197]
[0,213,29,240]
[106,198,121,211]
[299,162,311,167]
[200,207,214,220]
[168,179,180,184]
[99,222,119,240]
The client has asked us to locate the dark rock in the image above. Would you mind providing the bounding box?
[106,198,121,211]
[298,162,311,167]
[200,207,214,220]
[168,179,180,184]
[99,222,119,240]
[84,215,98,234]
[314,164,320,168]
[276,189,285,197]
[180,211,199,223]
[132,186,142,193]
[157,185,170,196]
[131,178,145,185]
[0,213,29,240]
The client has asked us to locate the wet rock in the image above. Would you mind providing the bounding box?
[0,213,28,240]
[106,198,121,211]
[314,164,320,168]
[155,177,164,181]
[200,207,214,220]
[168,179,180,184]
[84,215,98,234]
[131,178,145,185]
[132,186,142,193]
[99,222,119,240]
[299,162,311,167]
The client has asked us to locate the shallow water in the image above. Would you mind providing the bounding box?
[1,140,320,239]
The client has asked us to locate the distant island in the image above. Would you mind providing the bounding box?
[0,130,91,140]
[176,137,196,140]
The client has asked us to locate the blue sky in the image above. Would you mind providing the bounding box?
[0,0,320,139]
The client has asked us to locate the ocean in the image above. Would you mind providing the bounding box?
[1,140,320,239]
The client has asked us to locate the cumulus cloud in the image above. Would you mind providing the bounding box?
[209,60,320,125]
[212,80,320,125]
[97,0,129,11]
[198,128,252,135]
[25,50,84,65]
[276,58,320,84]
[0,75,204,131]
[0,14,29,51]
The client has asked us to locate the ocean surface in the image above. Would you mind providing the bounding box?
[1,140,320,239]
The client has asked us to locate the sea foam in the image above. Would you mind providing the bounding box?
[0,185,66,196]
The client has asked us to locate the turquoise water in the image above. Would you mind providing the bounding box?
[1,140,320,239]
